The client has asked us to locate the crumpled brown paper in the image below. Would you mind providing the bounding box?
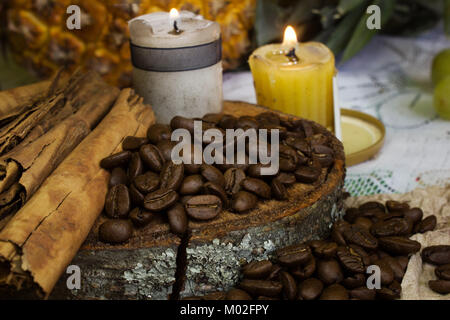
[344,184,450,300]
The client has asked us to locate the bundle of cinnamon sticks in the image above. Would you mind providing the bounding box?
[0,71,155,298]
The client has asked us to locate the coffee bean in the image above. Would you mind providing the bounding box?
[180,195,194,206]
[397,256,409,272]
[274,172,296,185]
[309,240,338,259]
[312,153,334,168]
[435,264,450,280]
[202,113,222,124]
[156,140,176,162]
[284,137,311,156]
[386,200,409,213]
[317,259,344,285]
[428,280,450,294]
[241,178,271,199]
[294,166,321,183]
[341,273,366,289]
[99,220,133,244]
[129,207,154,227]
[224,168,246,195]
[170,116,195,133]
[331,220,350,246]
[256,112,280,126]
[144,189,179,212]
[105,184,130,219]
[100,151,132,169]
[277,244,312,268]
[203,182,228,207]
[140,144,164,172]
[378,236,421,255]
[354,217,373,230]
[185,195,222,220]
[359,201,385,212]
[242,260,273,279]
[134,171,160,194]
[376,280,401,300]
[109,167,128,188]
[343,224,378,250]
[225,288,252,300]
[422,246,450,265]
[414,215,437,234]
[219,114,237,129]
[298,278,323,300]
[320,284,348,300]
[247,163,278,178]
[160,162,184,191]
[236,116,259,130]
[231,191,258,213]
[239,279,282,297]
[122,136,149,150]
[371,218,410,237]
[403,207,423,225]
[167,203,188,236]
[350,287,376,300]
[127,152,143,180]
[271,179,287,200]
[373,258,394,286]
[381,256,405,282]
[200,164,225,187]
[147,123,172,144]
[290,256,316,280]
[179,175,203,195]
[129,184,144,206]
[278,145,298,172]
[280,271,297,300]
[344,208,361,223]
[349,244,371,266]
[336,246,365,273]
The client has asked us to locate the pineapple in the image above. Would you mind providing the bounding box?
[4,0,256,87]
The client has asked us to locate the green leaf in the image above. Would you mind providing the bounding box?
[337,0,365,15]
[341,0,397,63]
[445,0,450,35]
[254,0,285,46]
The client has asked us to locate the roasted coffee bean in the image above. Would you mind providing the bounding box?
[278,145,298,172]
[373,259,394,286]
[371,218,410,237]
[266,265,282,281]
[147,123,172,144]
[294,166,321,183]
[219,114,237,129]
[241,178,271,199]
[331,220,350,246]
[428,280,450,294]
[350,287,376,300]
[435,264,450,280]
[129,184,144,206]
[341,273,366,289]
[99,220,133,244]
[274,172,296,185]
[247,163,278,178]
[202,113,222,124]
[109,167,128,188]
[348,244,371,266]
[128,152,143,180]
[231,191,258,213]
[309,240,337,259]
[100,151,132,169]
[284,137,311,156]
[316,259,343,285]
[185,195,222,220]
[320,284,349,300]
[336,246,365,273]
[344,208,361,223]
[224,168,246,195]
[312,144,334,156]
[271,179,287,200]
[180,195,194,206]
[378,236,421,255]
[167,203,188,236]
[397,256,409,272]
[140,144,164,172]
[312,153,334,168]
[122,136,149,150]
[298,278,323,300]
[354,217,373,230]
[359,201,385,212]
[156,140,176,162]
[160,162,184,191]
[144,189,179,212]
[239,279,282,297]
[280,271,297,300]
[179,175,203,195]
[343,224,378,250]
[129,207,154,227]
[403,207,423,225]
[203,182,228,207]
[170,116,195,133]
[256,112,280,126]
[414,215,437,234]
[381,256,405,282]
[290,256,316,280]
[105,184,130,219]
[360,207,386,221]
[200,164,225,187]
[422,245,450,265]
[386,200,409,213]
[134,171,160,194]
[376,280,401,300]
[277,244,312,268]
[225,288,252,300]
[242,260,273,279]
[236,116,259,130]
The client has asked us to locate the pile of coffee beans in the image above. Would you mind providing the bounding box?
[185,200,440,300]
[422,245,450,294]
[98,112,336,244]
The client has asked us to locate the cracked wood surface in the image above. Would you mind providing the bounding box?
[0,89,155,298]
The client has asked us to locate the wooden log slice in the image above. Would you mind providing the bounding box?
[51,101,346,300]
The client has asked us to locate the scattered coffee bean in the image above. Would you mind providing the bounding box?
[298,278,323,300]
[147,123,172,144]
[435,264,450,281]
[225,288,252,300]
[414,215,437,234]
[105,184,130,219]
[317,259,344,285]
[144,189,179,212]
[422,245,450,265]
[134,171,159,194]
[320,284,348,300]
[140,144,164,172]
[100,151,131,169]
[167,203,188,236]
[109,167,128,188]
[179,175,203,195]
[241,178,271,199]
[99,220,133,244]
[428,280,450,294]
[242,260,273,279]
[294,166,321,183]
[378,236,421,255]
[239,279,282,297]
[231,191,258,213]
[185,195,222,220]
[129,207,154,227]
[122,136,149,150]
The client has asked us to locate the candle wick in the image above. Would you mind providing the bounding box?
[286,48,299,62]
[174,20,180,32]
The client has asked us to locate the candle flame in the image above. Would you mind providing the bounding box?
[170,8,180,19]
[282,26,298,48]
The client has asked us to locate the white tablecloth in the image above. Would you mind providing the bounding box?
[223,26,450,196]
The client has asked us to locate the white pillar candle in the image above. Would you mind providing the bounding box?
[129,10,223,124]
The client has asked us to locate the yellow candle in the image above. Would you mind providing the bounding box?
[249,26,335,130]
